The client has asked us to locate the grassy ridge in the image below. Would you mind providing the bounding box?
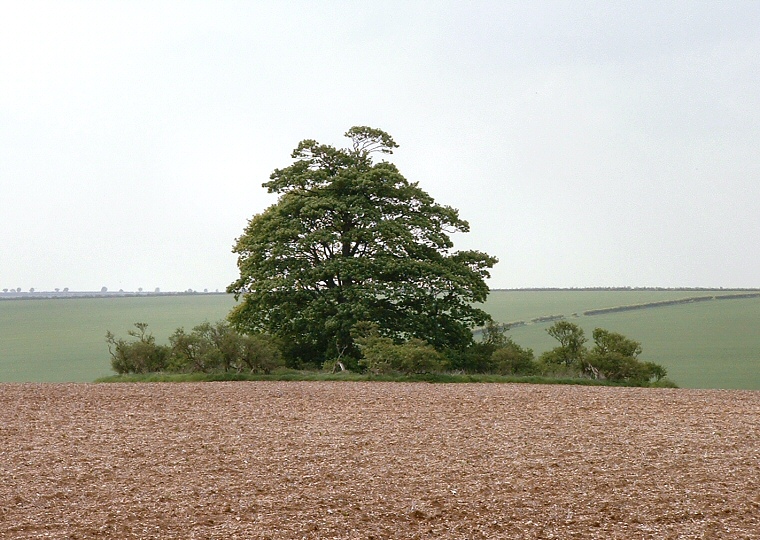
[1,290,759,388]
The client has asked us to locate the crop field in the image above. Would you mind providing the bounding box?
[483,290,760,390]
[1,382,758,539]
[0,294,236,383]
[1,290,759,388]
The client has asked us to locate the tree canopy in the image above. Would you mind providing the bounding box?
[227,127,497,366]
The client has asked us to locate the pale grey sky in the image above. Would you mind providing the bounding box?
[1,1,759,292]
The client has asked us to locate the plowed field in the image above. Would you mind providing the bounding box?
[1,382,759,539]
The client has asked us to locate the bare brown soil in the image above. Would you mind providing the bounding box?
[1,382,759,539]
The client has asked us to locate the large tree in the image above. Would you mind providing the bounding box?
[227,127,497,366]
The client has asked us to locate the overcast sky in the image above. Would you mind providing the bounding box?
[2,1,759,292]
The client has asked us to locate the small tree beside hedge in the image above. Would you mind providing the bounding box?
[539,321,670,385]
[106,323,169,374]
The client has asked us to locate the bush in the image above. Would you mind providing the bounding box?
[168,321,283,374]
[107,321,283,375]
[356,325,444,375]
[445,343,495,373]
[491,340,537,375]
[106,323,170,374]
[397,339,445,374]
[357,336,401,374]
[584,328,669,384]
[642,361,668,382]
[586,351,649,383]
[649,377,679,388]
[168,326,222,373]
[535,359,582,379]
[237,333,284,373]
[447,321,531,374]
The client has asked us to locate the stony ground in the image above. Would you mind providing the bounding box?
[1,382,758,539]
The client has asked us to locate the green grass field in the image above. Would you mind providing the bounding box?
[1,290,759,388]
[0,295,236,383]
[484,290,760,390]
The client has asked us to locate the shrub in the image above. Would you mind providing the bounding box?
[105,323,170,374]
[641,361,667,382]
[397,339,445,374]
[445,343,495,373]
[237,333,284,373]
[357,336,404,374]
[108,321,283,375]
[586,351,649,383]
[447,321,526,374]
[168,326,222,373]
[584,328,669,384]
[356,325,444,375]
[491,340,537,375]
[535,359,582,379]
[168,321,283,374]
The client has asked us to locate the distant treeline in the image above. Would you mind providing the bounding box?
[0,291,228,302]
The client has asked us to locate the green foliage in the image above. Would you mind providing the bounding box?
[538,321,669,384]
[358,337,444,375]
[648,377,679,388]
[107,321,282,375]
[591,328,642,358]
[586,351,647,382]
[227,127,497,367]
[584,328,643,382]
[397,339,446,374]
[642,361,668,382]
[168,325,221,373]
[445,321,505,373]
[535,360,583,379]
[236,332,284,374]
[355,323,444,374]
[106,323,170,374]
[445,343,494,373]
[447,322,537,375]
[540,321,587,367]
[482,320,511,349]
[491,340,537,375]
[19,289,760,388]
[356,336,397,374]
